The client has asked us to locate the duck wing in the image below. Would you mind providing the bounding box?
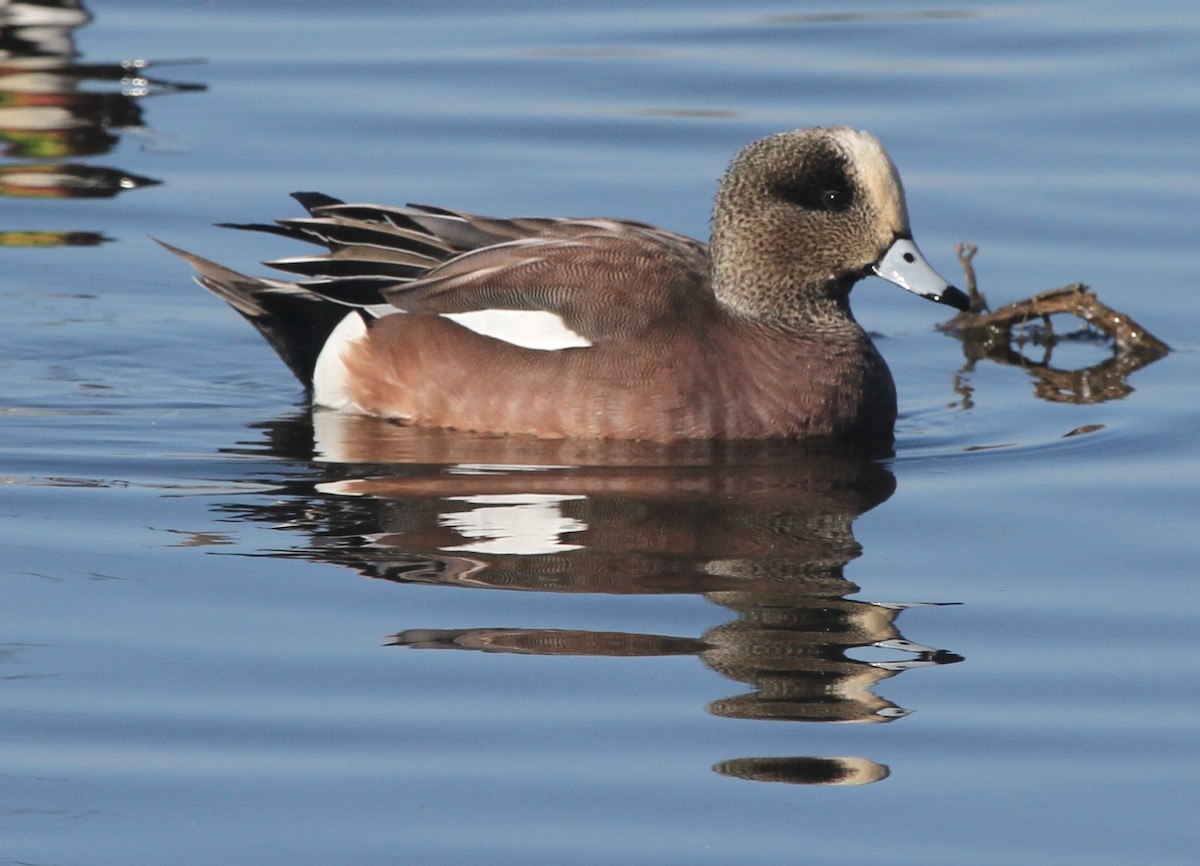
[229,195,713,344]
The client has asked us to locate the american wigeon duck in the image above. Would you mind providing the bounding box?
[160,126,967,445]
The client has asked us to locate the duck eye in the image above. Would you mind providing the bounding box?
[770,176,854,213]
[822,189,847,210]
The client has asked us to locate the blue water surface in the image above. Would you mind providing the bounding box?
[2,1,1198,864]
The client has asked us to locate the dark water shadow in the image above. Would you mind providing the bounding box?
[214,412,964,786]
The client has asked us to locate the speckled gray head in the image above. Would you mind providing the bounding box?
[711,126,969,319]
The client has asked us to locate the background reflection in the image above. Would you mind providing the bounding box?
[0,0,201,239]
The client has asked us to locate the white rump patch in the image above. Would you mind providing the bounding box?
[312,311,368,409]
[443,309,592,350]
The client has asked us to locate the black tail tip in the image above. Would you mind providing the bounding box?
[291,191,344,212]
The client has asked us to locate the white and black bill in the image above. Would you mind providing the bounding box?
[873,237,970,311]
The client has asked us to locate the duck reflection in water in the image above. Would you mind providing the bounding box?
[224,412,964,786]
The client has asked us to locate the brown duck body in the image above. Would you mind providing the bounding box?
[343,303,895,442]
[161,127,965,446]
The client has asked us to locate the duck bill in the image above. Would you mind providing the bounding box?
[873,238,970,311]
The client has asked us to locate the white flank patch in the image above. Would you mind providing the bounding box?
[443,309,592,350]
[312,311,368,409]
[438,493,588,555]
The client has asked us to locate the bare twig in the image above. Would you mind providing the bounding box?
[954,242,988,313]
[938,246,1169,405]
[943,282,1168,356]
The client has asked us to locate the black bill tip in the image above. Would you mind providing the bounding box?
[935,285,971,312]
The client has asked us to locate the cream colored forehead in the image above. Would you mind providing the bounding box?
[828,128,911,235]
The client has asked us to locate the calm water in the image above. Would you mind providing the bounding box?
[3,1,1198,863]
